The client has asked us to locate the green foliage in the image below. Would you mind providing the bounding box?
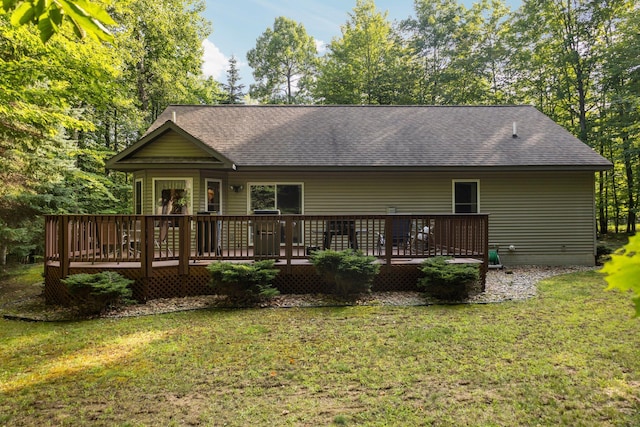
[418,256,480,299]
[2,0,116,43]
[207,260,280,301]
[315,0,414,105]
[61,271,134,315]
[600,233,640,316]
[311,249,380,297]
[221,55,245,104]
[247,16,317,104]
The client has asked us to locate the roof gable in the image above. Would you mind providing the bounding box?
[107,121,235,171]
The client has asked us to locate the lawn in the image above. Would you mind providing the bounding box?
[1,266,639,426]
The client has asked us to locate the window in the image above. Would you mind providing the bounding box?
[153,178,192,215]
[205,180,222,213]
[453,180,479,213]
[249,183,303,244]
[134,179,143,215]
[249,184,302,214]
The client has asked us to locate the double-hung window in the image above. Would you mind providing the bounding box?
[453,180,479,213]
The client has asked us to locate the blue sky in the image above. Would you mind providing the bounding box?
[201,0,522,86]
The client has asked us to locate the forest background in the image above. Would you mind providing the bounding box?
[0,0,638,265]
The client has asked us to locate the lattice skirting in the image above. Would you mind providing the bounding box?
[44,264,422,304]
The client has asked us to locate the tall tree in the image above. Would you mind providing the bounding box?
[510,0,637,233]
[315,0,413,104]
[222,55,245,104]
[247,16,317,104]
[114,0,214,123]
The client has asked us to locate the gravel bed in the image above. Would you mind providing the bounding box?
[103,265,596,318]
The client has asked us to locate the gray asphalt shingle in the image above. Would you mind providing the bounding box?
[144,105,612,169]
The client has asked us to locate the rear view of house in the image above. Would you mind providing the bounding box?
[107,105,611,266]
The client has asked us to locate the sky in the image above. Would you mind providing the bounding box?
[201,0,522,87]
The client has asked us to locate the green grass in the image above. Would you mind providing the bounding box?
[1,269,639,426]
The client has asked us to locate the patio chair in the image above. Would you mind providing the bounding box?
[155,218,173,257]
[377,217,412,253]
[121,219,141,256]
[410,225,432,254]
[95,217,122,262]
[324,220,358,250]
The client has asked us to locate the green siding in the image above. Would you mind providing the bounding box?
[132,132,215,158]
[134,169,597,265]
[226,171,597,265]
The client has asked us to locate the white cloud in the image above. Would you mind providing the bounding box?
[315,38,327,54]
[201,39,228,80]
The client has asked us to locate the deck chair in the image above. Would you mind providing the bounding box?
[155,218,173,257]
[377,217,411,253]
[121,219,141,257]
[410,225,432,254]
[95,218,122,262]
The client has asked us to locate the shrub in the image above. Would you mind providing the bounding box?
[207,260,280,301]
[61,271,134,315]
[311,249,380,297]
[418,256,480,300]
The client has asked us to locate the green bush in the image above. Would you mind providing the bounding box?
[207,260,280,301]
[61,271,135,315]
[418,256,480,300]
[311,249,380,297]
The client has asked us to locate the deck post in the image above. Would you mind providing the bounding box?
[284,216,294,272]
[59,215,69,278]
[178,215,190,276]
[143,217,154,279]
[384,216,393,269]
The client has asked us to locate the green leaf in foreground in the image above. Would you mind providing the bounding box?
[600,232,640,316]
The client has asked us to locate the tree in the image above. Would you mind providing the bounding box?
[222,55,245,104]
[1,0,115,42]
[315,0,414,105]
[247,16,317,104]
[113,0,215,123]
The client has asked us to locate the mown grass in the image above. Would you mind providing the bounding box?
[1,269,639,426]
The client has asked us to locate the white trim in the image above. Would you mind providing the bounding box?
[152,177,193,215]
[452,179,480,213]
[205,179,223,214]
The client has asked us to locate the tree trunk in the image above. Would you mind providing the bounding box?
[0,243,7,266]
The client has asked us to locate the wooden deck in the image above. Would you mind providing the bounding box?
[44,214,489,303]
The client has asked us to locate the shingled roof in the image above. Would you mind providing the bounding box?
[112,105,612,171]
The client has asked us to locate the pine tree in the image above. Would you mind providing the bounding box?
[222,56,245,104]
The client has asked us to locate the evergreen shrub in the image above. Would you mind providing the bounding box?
[419,256,480,300]
[311,249,380,297]
[61,271,134,315]
[207,260,280,301]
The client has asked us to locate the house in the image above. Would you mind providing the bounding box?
[107,104,611,267]
[40,104,614,304]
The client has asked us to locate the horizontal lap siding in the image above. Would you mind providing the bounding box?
[481,171,596,265]
[227,171,596,265]
[133,132,207,157]
[134,170,597,266]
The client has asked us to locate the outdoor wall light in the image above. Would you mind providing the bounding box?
[229,185,244,192]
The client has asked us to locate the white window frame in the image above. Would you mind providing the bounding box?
[452,179,480,213]
[205,179,223,214]
[152,177,193,215]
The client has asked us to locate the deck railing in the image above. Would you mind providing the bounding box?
[45,213,489,278]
